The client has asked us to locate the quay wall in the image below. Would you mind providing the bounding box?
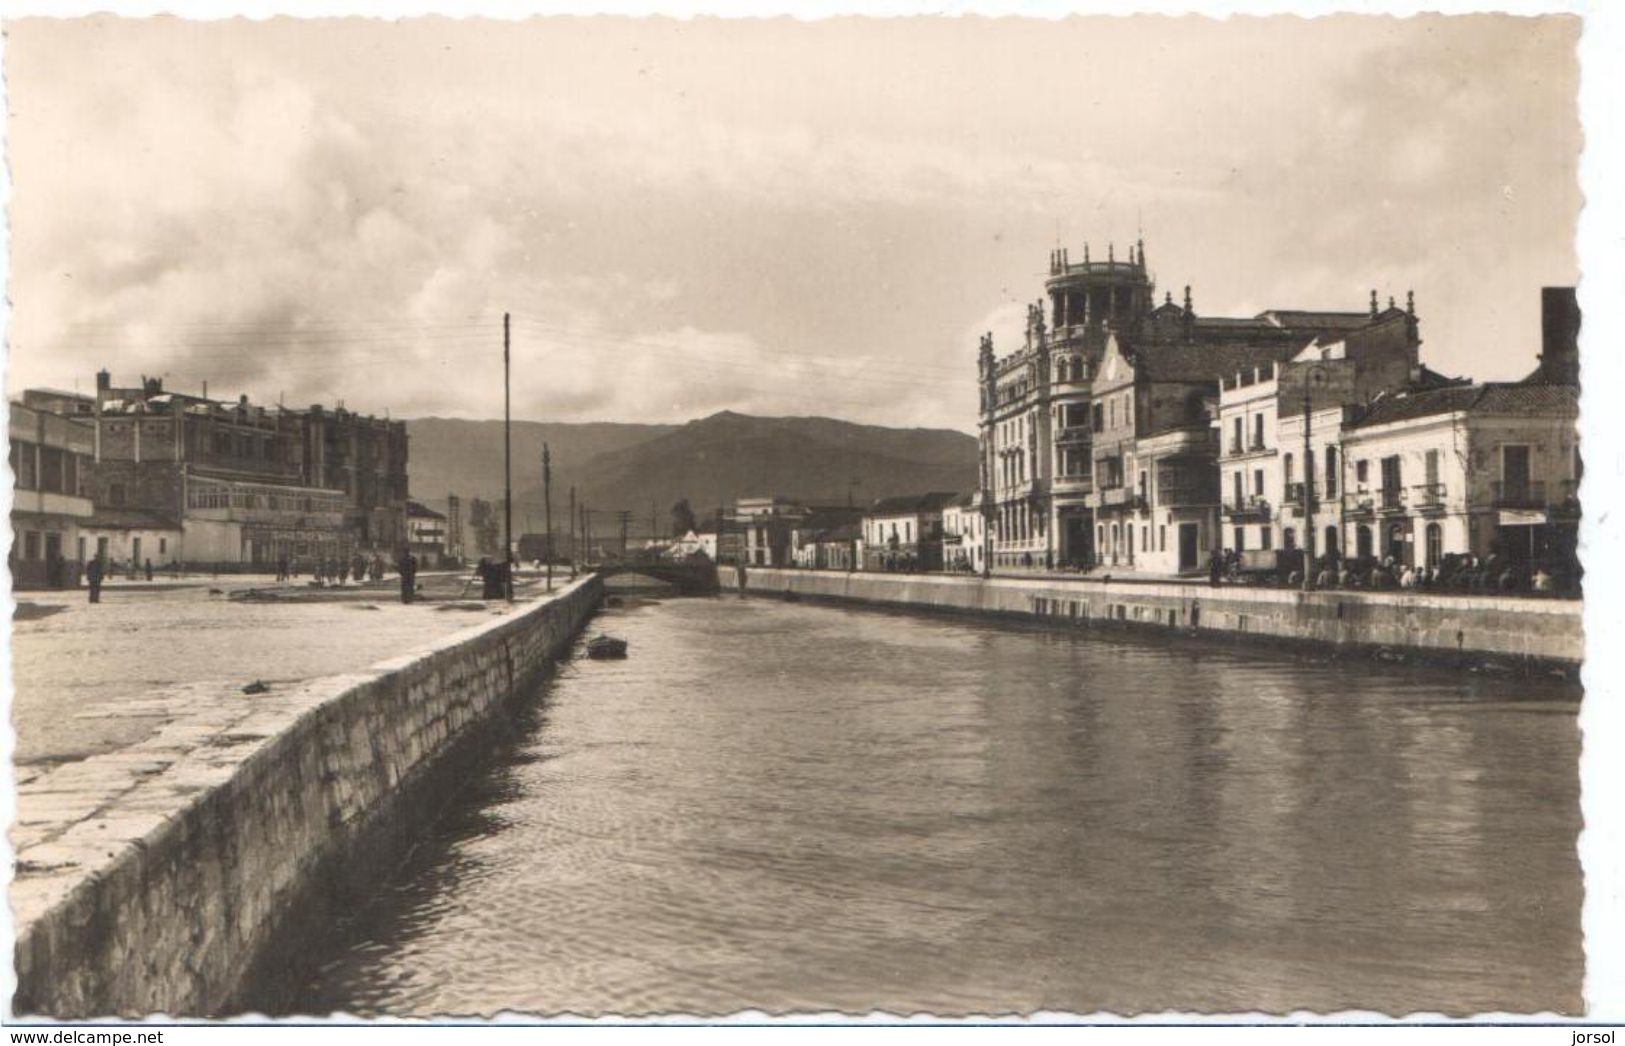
[12,576,604,1018]
[722,567,1582,668]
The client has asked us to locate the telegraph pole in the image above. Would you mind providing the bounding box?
[569,485,577,580]
[503,312,513,601]
[543,443,553,593]
[617,510,632,556]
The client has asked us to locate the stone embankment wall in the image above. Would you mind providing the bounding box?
[12,576,603,1018]
[723,567,1582,668]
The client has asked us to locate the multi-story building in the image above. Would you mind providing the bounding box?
[32,371,411,570]
[8,402,96,588]
[977,239,1424,575]
[940,492,985,573]
[736,496,809,567]
[1340,383,1580,571]
[789,507,864,570]
[861,492,956,572]
[407,500,449,567]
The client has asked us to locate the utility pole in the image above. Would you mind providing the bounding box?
[503,312,514,602]
[616,509,632,556]
[569,485,577,580]
[543,443,553,593]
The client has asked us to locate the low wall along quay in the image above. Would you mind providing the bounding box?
[725,567,1583,670]
[11,575,604,1018]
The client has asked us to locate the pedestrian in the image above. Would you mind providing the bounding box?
[397,546,418,603]
[85,555,104,604]
[144,558,153,582]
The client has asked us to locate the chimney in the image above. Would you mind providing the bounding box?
[1539,286,1580,385]
[96,369,111,393]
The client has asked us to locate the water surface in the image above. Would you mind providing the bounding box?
[301,592,1581,1016]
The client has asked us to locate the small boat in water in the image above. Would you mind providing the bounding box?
[587,635,628,659]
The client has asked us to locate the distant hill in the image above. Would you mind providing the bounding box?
[405,417,677,507]
[406,411,978,538]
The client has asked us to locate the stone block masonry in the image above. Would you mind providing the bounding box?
[724,568,1582,669]
[11,575,604,1017]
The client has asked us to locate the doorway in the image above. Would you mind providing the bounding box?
[1178,522,1199,572]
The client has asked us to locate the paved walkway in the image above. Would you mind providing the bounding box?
[8,570,573,769]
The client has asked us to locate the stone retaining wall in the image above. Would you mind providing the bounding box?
[12,576,603,1017]
[723,567,1582,668]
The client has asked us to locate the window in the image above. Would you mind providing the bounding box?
[1253,413,1265,449]
[1234,526,1245,552]
[1160,525,1166,551]
[1324,445,1338,497]
[1231,416,1243,452]
[1109,399,1116,428]
[1261,528,1272,550]
[159,537,167,554]
[1502,444,1531,498]
[1253,469,1264,498]
[1142,526,1149,552]
[1284,527,1296,551]
[1356,459,1369,484]
[1232,471,1243,508]
[1324,526,1338,556]
[1381,455,1402,505]
[1092,403,1103,432]
[23,531,40,561]
[1426,523,1442,570]
[1284,453,1294,488]
[14,440,36,490]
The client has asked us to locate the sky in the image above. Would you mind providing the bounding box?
[2,14,1581,433]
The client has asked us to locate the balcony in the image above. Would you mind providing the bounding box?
[1222,496,1271,523]
[1378,486,1405,513]
[1227,439,1244,456]
[1412,482,1447,513]
[1491,480,1546,509]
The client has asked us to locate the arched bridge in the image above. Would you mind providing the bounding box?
[591,556,721,595]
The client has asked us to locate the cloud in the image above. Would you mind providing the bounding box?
[3,15,1579,430]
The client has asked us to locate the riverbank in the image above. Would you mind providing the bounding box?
[11,575,604,1017]
[722,567,1582,672]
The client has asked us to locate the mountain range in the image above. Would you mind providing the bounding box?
[405,411,978,536]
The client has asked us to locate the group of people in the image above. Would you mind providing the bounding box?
[1210,548,1577,597]
[279,552,389,587]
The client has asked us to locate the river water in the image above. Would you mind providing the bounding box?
[298,591,1582,1017]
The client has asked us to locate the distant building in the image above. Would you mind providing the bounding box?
[407,500,449,567]
[735,496,809,567]
[8,402,95,589]
[940,492,985,573]
[25,371,410,570]
[789,507,864,570]
[862,492,957,572]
